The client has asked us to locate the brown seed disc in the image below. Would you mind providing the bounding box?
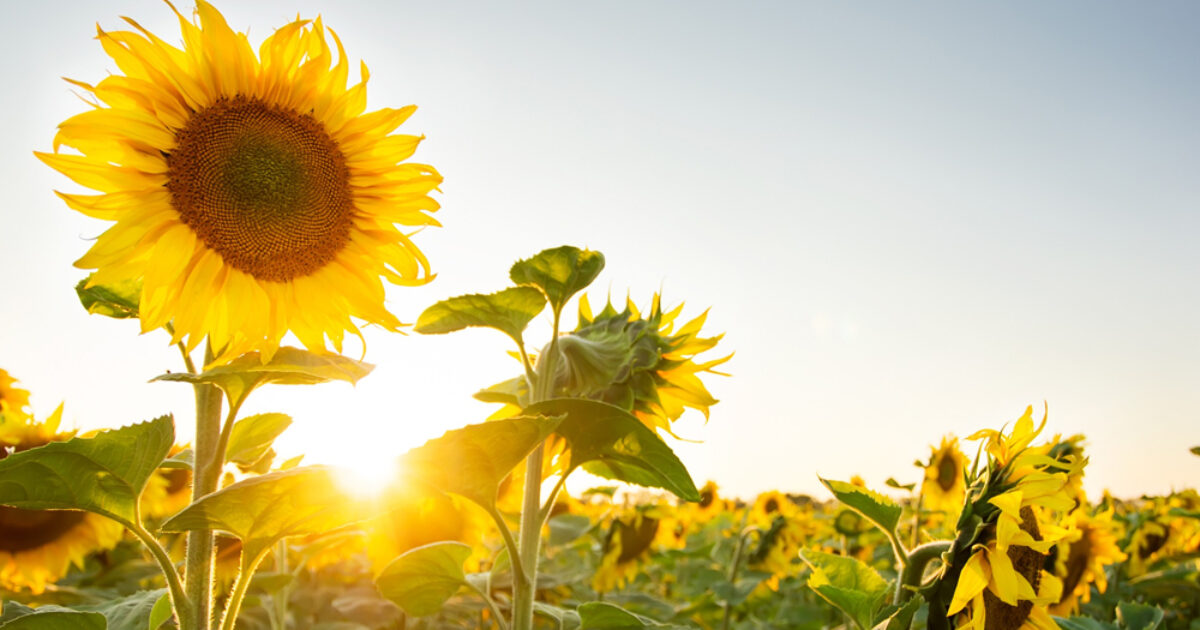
[0,506,87,552]
[1058,525,1094,603]
[167,96,353,282]
[938,454,959,492]
[982,506,1045,630]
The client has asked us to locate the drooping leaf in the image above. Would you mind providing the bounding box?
[526,399,699,502]
[577,602,677,629]
[225,413,292,466]
[75,276,140,319]
[77,590,167,630]
[152,347,372,408]
[819,477,903,537]
[400,415,562,510]
[0,610,107,630]
[160,466,370,560]
[0,416,173,526]
[509,246,605,315]
[375,542,471,617]
[799,549,890,630]
[414,288,547,345]
[1116,601,1164,630]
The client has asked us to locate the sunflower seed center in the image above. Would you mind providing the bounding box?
[167,96,353,282]
[0,506,87,552]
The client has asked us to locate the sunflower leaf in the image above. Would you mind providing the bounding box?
[399,415,562,511]
[225,413,292,466]
[525,398,699,502]
[75,276,140,320]
[0,415,173,527]
[159,465,371,561]
[509,246,605,315]
[1116,601,1165,630]
[151,347,373,409]
[375,542,471,617]
[0,608,107,630]
[819,477,903,538]
[414,287,547,346]
[871,597,920,630]
[577,602,678,629]
[799,549,890,630]
[77,590,167,630]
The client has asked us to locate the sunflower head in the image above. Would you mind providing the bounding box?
[39,1,441,363]
[547,293,729,436]
[1047,507,1126,615]
[0,408,123,593]
[0,369,31,421]
[592,509,659,593]
[922,435,969,516]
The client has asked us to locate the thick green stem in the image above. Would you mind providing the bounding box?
[185,343,224,630]
[218,549,271,630]
[130,520,192,624]
[895,540,952,605]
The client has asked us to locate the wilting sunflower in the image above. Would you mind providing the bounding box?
[593,510,659,593]
[38,1,441,363]
[0,369,31,419]
[558,293,731,436]
[0,407,124,593]
[922,435,969,515]
[1048,507,1126,616]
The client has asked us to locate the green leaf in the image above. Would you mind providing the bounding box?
[146,594,171,630]
[76,276,140,319]
[1054,618,1117,630]
[884,477,915,492]
[0,416,173,526]
[799,549,890,630]
[577,602,673,629]
[152,347,372,409]
[375,542,471,617]
[548,514,592,546]
[1116,601,1165,630]
[509,246,605,315]
[225,413,292,466]
[159,449,193,470]
[159,466,371,560]
[0,610,107,630]
[77,590,167,630]
[872,597,920,630]
[526,399,699,502]
[819,477,903,537]
[414,288,547,345]
[534,603,581,630]
[400,415,562,510]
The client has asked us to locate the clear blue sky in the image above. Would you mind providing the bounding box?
[2,1,1197,500]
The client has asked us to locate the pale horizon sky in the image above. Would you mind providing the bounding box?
[1,1,1197,502]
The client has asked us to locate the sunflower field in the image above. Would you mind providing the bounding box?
[2,2,1198,630]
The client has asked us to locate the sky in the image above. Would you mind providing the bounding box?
[1,1,1197,501]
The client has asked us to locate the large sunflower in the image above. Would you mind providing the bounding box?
[1048,507,1126,616]
[38,1,441,363]
[0,369,31,420]
[0,408,124,593]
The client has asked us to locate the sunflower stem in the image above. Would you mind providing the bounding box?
[219,548,271,630]
[895,540,952,606]
[185,342,224,630]
[130,519,192,625]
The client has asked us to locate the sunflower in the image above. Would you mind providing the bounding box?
[745,491,812,587]
[1048,507,1126,616]
[0,407,124,594]
[140,445,193,520]
[365,491,490,574]
[689,480,726,523]
[934,406,1080,630]
[922,435,969,516]
[0,369,31,420]
[553,294,730,437]
[592,510,659,593]
[38,1,441,363]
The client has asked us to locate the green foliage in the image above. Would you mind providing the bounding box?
[152,347,372,409]
[799,549,891,630]
[872,598,920,630]
[225,413,292,467]
[1117,602,1165,630]
[0,415,172,526]
[77,590,168,630]
[577,602,677,629]
[159,466,370,561]
[399,415,562,510]
[414,287,547,345]
[375,542,472,617]
[818,478,902,537]
[509,246,605,315]
[526,398,699,501]
[75,276,140,320]
[548,514,593,546]
[0,609,106,630]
